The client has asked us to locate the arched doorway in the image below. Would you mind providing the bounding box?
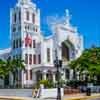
[65,69,70,80]
[62,42,70,61]
[36,70,42,82]
[46,70,53,81]
[61,40,75,62]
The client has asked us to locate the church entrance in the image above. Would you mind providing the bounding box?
[46,70,53,81]
[65,69,70,80]
[62,42,70,62]
[61,40,75,62]
[36,71,42,82]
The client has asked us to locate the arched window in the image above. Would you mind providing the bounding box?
[18,25,21,31]
[47,48,50,62]
[13,40,15,49]
[29,54,32,65]
[33,40,36,48]
[16,39,19,48]
[30,70,32,80]
[19,38,21,47]
[29,42,32,48]
[12,26,16,32]
[26,11,29,21]
[13,13,16,23]
[26,70,28,80]
[33,54,36,64]
[19,11,21,21]
[32,13,35,24]
[25,54,28,64]
[62,42,70,61]
[38,54,41,64]
[35,27,38,32]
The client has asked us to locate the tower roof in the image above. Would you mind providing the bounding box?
[17,0,36,8]
[18,0,31,4]
[17,0,32,5]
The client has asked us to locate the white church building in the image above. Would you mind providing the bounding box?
[0,0,83,87]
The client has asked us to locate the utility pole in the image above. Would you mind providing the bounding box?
[54,50,62,100]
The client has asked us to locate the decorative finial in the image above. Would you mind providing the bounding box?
[66,9,69,17]
[65,9,71,25]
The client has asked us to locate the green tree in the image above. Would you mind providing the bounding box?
[9,58,25,88]
[69,47,100,83]
[0,58,25,88]
[0,59,9,79]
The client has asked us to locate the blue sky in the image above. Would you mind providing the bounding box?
[0,0,100,49]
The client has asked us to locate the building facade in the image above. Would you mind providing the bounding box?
[0,0,83,87]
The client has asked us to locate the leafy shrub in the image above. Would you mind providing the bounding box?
[39,80,54,88]
[66,80,87,88]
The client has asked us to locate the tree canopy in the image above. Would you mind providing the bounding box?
[69,47,100,82]
[0,58,25,79]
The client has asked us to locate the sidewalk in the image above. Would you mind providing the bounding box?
[63,93,100,100]
[0,96,34,100]
[0,93,100,100]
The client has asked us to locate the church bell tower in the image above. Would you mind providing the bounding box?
[10,0,41,87]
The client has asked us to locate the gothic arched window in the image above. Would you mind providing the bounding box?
[38,54,41,64]
[33,40,36,48]
[33,54,36,64]
[19,38,21,47]
[30,70,32,80]
[26,11,30,21]
[13,13,16,23]
[16,39,18,48]
[26,70,28,80]
[25,54,28,64]
[13,40,15,49]
[29,54,32,65]
[47,48,50,62]
[32,13,35,24]
[12,26,16,32]
[19,11,21,22]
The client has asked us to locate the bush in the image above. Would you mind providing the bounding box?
[39,80,54,88]
[66,80,87,88]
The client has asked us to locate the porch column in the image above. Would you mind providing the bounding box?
[77,72,79,80]
[43,70,47,80]
[62,69,66,80]
[9,72,13,86]
[53,73,56,83]
[70,69,73,80]
[32,71,36,85]
[21,70,24,88]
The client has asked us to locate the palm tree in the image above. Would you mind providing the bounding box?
[0,59,10,79]
[12,58,25,88]
[6,58,25,88]
[0,59,11,87]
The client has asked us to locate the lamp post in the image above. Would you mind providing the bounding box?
[54,50,62,100]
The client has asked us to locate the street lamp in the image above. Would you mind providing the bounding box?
[54,50,62,100]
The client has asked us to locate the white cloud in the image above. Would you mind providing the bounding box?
[46,14,66,33]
